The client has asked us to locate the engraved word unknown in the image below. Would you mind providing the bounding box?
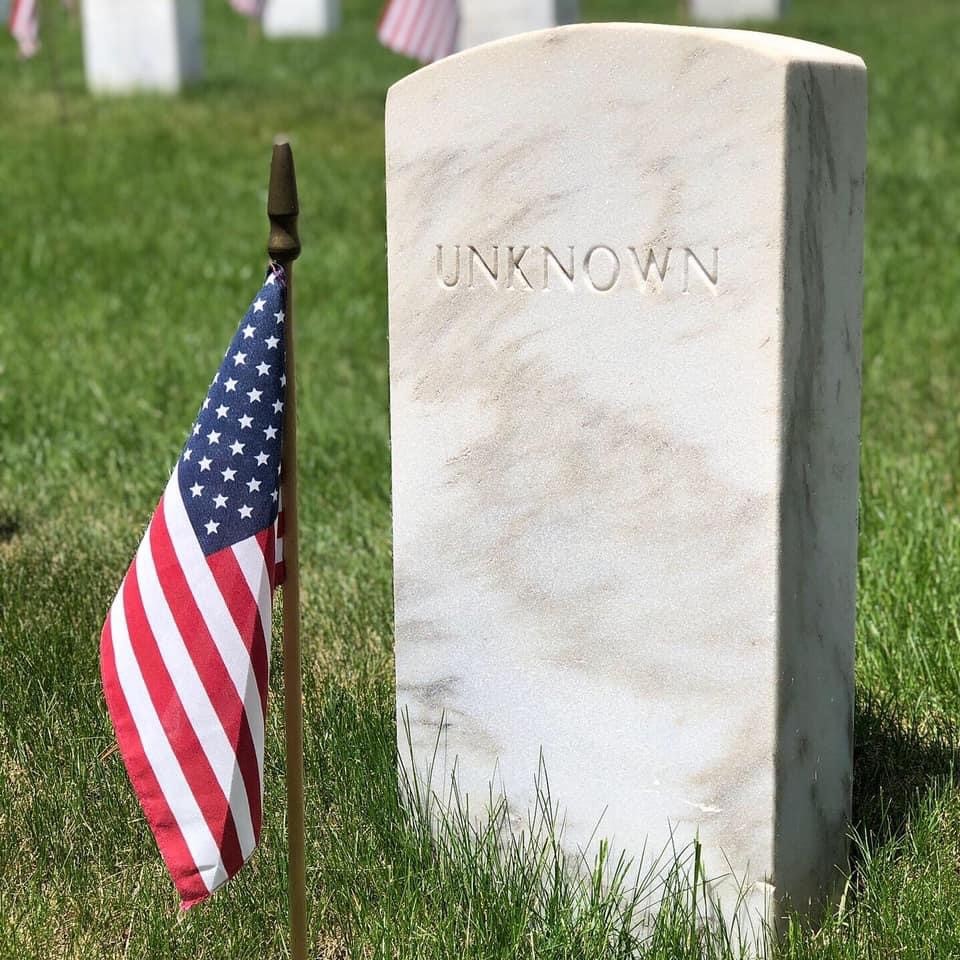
[435,244,719,294]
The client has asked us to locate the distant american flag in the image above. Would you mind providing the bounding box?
[9,0,38,58]
[101,265,287,907]
[378,0,458,64]
[228,0,265,17]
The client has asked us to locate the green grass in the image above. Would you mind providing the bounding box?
[2,0,960,956]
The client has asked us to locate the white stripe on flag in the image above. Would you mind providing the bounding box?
[232,536,274,664]
[109,596,227,892]
[162,474,267,776]
[10,0,39,57]
[379,0,457,63]
[419,1,446,61]
[393,0,424,49]
[135,523,258,858]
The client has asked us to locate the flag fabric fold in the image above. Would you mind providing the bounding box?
[9,0,39,58]
[101,264,287,907]
[378,0,459,64]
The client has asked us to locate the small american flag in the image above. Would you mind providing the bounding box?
[228,0,265,17]
[101,264,287,907]
[9,0,39,58]
[378,0,458,64]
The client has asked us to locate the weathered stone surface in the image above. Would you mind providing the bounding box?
[386,22,866,944]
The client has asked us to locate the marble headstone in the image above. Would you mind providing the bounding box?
[81,0,202,94]
[262,0,339,37]
[457,0,578,50]
[689,0,788,23]
[386,22,866,942]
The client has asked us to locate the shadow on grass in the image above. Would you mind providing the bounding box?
[0,509,20,542]
[852,690,960,849]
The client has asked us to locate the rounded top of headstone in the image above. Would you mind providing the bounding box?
[387,22,864,102]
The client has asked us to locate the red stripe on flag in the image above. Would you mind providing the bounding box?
[122,554,246,883]
[258,526,278,597]
[206,537,271,734]
[9,0,39,58]
[379,0,457,63]
[100,618,209,907]
[417,4,439,56]
[151,503,264,845]
[397,0,425,49]
[419,0,444,61]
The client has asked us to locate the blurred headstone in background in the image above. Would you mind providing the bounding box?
[81,0,203,93]
[262,0,340,37]
[457,0,577,51]
[689,0,787,23]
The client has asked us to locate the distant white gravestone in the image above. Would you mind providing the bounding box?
[262,0,339,37]
[690,0,787,22]
[81,0,202,94]
[457,0,577,50]
[386,22,866,942]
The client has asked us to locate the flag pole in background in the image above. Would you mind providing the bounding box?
[267,138,308,960]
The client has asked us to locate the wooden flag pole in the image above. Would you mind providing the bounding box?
[267,139,307,960]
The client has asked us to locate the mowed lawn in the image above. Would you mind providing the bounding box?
[2,0,960,956]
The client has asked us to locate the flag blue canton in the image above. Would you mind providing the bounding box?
[177,265,286,555]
